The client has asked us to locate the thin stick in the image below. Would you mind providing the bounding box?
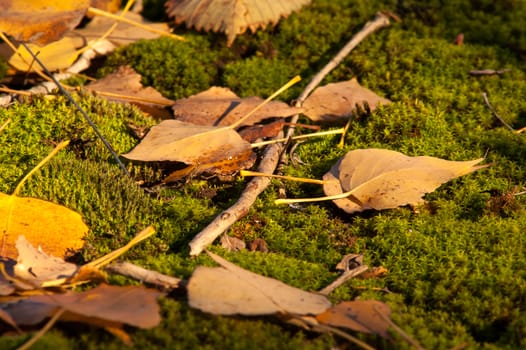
[482,92,514,132]
[17,308,65,350]
[87,7,184,41]
[86,226,155,269]
[250,128,344,148]
[13,140,69,196]
[319,265,369,295]
[106,261,185,290]
[188,13,391,256]
[0,118,11,133]
[20,42,130,176]
[229,75,301,129]
[240,170,329,185]
[373,305,424,350]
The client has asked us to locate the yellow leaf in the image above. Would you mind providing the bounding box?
[0,193,88,259]
[0,0,90,45]
[7,37,81,72]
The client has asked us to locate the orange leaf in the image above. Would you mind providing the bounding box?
[0,193,88,259]
[316,300,392,339]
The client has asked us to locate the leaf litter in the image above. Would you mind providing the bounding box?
[273,148,489,213]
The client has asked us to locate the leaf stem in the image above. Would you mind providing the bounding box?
[240,170,329,185]
[13,140,70,196]
[250,128,344,148]
[229,75,301,129]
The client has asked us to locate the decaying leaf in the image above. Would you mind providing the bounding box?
[171,87,301,128]
[0,192,88,259]
[302,78,391,123]
[74,9,168,46]
[87,65,175,118]
[187,251,332,315]
[0,0,90,45]
[322,148,488,213]
[3,37,82,73]
[122,120,256,179]
[3,283,163,329]
[166,0,311,46]
[14,235,79,287]
[316,300,392,339]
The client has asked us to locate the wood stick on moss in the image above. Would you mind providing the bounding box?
[188,12,391,256]
[106,261,185,291]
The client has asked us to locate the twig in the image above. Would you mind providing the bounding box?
[17,308,65,350]
[374,305,425,350]
[469,69,510,76]
[20,42,130,176]
[482,92,515,132]
[106,261,185,291]
[188,12,391,256]
[319,265,369,295]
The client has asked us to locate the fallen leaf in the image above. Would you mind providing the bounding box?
[3,283,163,329]
[87,65,175,118]
[302,78,391,123]
[187,251,331,315]
[122,120,256,179]
[322,148,488,213]
[14,236,78,287]
[74,10,171,46]
[0,0,90,45]
[171,87,301,128]
[166,0,311,46]
[220,234,246,252]
[316,300,392,339]
[0,193,88,259]
[4,37,82,73]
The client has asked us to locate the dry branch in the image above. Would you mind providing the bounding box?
[188,12,391,256]
[106,261,185,291]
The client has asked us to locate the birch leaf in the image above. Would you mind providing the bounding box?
[0,193,88,259]
[187,251,332,316]
[121,120,255,175]
[316,300,392,339]
[171,87,301,127]
[322,148,488,213]
[302,78,391,123]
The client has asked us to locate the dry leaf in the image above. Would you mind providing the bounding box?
[87,65,175,118]
[302,78,391,123]
[0,193,88,259]
[74,10,171,46]
[166,0,311,46]
[4,37,82,73]
[322,148,488,213]
[14,236,79,287]
[187,251,331,316]
[0,0,90,45]
[220,234,246,252]
[172,87,301,128]
[316,300,392,339]
[122,120,256,179]
[3,284,163,329]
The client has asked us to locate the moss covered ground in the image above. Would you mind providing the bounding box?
[1,0,525,348]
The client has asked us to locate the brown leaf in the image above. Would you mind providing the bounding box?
[166,0,311,46]
[302,78,391,123]
[14,236,79,287]
[187,251,332,316]
[316,300,392,339]
[0,0,89,45]
[122,120,256,178]
[87,65,175,119]
[220,235,246,252]
[3,284,163,329]
[0,193,88,259]
[74,10,171,46]
[172,87,301,128]
[322,148,488,214]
